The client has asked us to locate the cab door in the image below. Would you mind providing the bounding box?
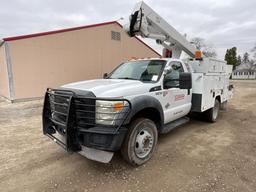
[162,61,192,124]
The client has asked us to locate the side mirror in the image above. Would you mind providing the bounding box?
[179,72,192,89]
[103,73,108,79]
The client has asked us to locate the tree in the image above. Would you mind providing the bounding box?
[251,44,256,59]
[237,55,242,66]
[241,51,256,77]
[191,37,205,50]
[242,52,250,64]
[244,59,256,78]
[190,37,217,58]
[245,59,256,72]
[225,47,238,69]
[249,44,256,71]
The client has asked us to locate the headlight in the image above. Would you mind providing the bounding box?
[96,100,127,125]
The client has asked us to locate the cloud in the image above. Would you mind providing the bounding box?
[0,0,255,59]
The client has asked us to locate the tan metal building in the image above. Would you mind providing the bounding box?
[0,21,160,101]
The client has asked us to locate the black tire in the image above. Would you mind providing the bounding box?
[121,118,158,166]
[204,99,220,122]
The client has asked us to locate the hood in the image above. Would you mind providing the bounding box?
[61,79,154,97]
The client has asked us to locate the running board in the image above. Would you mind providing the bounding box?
[161,117,190,134]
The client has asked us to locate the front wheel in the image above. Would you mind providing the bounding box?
[121,118,158,166]
[205,99,220,122]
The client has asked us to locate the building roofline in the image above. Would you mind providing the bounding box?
[2,20,160,56]
[233,69,256,72]
[3,21,119,41]
[0,40,4,47]
[133,37,160,56]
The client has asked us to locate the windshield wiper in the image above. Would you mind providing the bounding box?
[117,77,139,80]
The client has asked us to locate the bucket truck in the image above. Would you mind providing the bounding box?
[42,1,233,165]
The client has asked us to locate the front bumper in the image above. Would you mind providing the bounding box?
[42,88,131,152]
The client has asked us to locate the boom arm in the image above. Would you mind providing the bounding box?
[125,1,197,58]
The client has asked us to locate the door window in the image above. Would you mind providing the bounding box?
[163,61,184,88]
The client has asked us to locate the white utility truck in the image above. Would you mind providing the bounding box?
[43,1,233,165]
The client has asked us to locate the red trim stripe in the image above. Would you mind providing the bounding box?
[3,21,120,41]
[2,20,160,56]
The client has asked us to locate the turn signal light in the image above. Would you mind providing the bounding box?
[195,50,202,60]
[114,102,124,112]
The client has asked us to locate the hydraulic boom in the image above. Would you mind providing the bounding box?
[125,1,197,58]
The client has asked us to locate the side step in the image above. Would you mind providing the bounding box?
[161,117,190,134]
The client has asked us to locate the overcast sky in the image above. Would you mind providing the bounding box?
[1,0,256,59]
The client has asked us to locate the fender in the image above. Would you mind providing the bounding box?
[124,95,164,128]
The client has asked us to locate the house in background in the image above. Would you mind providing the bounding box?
[232,69,256,79]
[232,61,256,79]
[0,21,160,102]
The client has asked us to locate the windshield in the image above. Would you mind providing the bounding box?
[108,60,166,82]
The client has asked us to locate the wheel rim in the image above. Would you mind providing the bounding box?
[134,127,154,158]
[213,101,219,120]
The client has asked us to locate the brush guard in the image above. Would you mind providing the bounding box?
[42,88,131,152]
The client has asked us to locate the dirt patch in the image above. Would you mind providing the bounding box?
[0,80,256,192]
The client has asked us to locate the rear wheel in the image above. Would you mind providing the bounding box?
[205,99,220,122]
[121,118,158,166]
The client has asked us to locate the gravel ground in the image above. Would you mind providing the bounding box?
[0,80,256,192]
